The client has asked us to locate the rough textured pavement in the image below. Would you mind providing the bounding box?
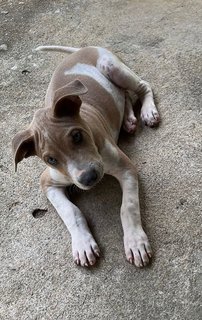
[1,1,201,319]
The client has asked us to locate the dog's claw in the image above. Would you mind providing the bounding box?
[94,250,100,258]
[74,258,80,266]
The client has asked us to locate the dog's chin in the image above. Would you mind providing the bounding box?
[76,184,94,191]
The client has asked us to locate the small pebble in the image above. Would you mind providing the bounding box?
[0,44,8,51]
[22,69,31,75]
[180,198,186,205]
[11,65,18,70]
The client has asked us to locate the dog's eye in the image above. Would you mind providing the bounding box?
[71,130,83,144]
[47,157,58,166]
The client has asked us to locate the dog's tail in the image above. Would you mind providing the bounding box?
[33,45,80,54]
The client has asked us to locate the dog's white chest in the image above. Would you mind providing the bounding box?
[64,63,125,112]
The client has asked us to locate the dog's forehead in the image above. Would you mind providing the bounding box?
[33,108,82,133]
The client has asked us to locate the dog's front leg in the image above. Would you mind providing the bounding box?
[45,186,100,266]
[119,168,152,267]
[104,143,152,267]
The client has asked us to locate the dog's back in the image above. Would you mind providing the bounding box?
[44,47,125,138]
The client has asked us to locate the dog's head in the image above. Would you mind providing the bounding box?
[12,80,104,190]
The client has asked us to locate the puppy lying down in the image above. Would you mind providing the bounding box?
[12,45,160,267]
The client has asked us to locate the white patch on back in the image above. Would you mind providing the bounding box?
[64,63,125,114]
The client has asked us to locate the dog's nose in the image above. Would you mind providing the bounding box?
[79,169,98,187]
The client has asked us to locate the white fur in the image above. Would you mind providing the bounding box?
[67,162,85,189]
[64,63,125,116]
[47,186,100,266]
[49,168,69,185]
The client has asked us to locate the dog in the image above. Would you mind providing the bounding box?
[12,45,160,267]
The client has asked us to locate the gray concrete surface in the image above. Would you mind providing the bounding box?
[0,0,201,319]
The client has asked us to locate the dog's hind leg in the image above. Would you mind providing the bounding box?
[122,93,137,134]
[97,49,160,127]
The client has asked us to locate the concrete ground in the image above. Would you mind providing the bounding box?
[0,0,201,319]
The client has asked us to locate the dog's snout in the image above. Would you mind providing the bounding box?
[79,169,98,187]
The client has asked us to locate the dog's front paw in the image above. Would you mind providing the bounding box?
[124,229,152,267]
[141,104,160,127]
[72,231,100,267]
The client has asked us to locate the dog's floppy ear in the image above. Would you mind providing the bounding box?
[12,129,36,172]
[53,79,88,118]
